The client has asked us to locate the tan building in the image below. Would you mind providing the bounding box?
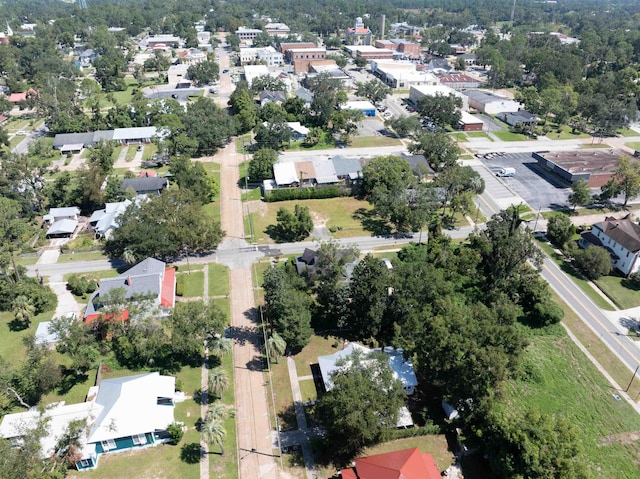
[286,48,326,63]
[374,39,421,59]
[280,42,316,53]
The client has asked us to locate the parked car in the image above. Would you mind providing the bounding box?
[496,167,516,177]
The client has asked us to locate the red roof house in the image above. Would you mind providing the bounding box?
[340,448,441,479]
[7,88,38,103]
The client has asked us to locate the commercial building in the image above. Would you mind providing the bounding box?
[342,100,376,117]
[458,111,484,131]
[145,35,181,49]
[264,22,290,37]
[285,47,326,63]
[533,149,628,188]
[235,26,263,42]
[167,63,189,86]
[462,89,522,114]
[374,39,421,59]
[239,46,284,66]
[437,73,482,89]
[280,42,317,54]
[345,17,372,45]
[371,60,438,89]
[345,45,394,60]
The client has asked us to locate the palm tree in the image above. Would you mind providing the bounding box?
[206,401,227,423]
[12,295,35,328]
[208,368,230,399]
[267,332,287,364]
[209,337,232,359]
[202,415,226,456]
[122,248,137,265]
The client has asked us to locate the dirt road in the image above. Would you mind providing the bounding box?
[218,140,279,478]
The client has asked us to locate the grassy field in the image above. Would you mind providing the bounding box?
[176,271,205,298]
[363,436,456,472]
[544,124,591,140]
[625,142,640,151]
[124,146,136,162]
[348,136,402,148]
[14,255,40,266]
[248,197,374,243]
[581,142,613,149]
[493,130,534,141]
[0,308,56,367]
[465,131,493,140]
[617,127,639,137]
[208,264,230,297]
[58,251,108,263]
[502,324,640,479]
[594,274,640,310]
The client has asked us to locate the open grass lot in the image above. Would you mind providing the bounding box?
[63,269,119,283]
[15,255,40,266]
[617,127,639,137]
[58,250,108,263]
[449,132,467,142]
[348,136,402,148]
[581,142,613,149]
[249,197,374,243]
[502,324,640,479]
[176,271,205,298]
[142,142,158,160]
[124,146,136,162]
[545,124,591,140]
[594,274,640,310]
[465,131,492,140]
[493,130,534,141]
[208,264,230,297]
[0,308,56,367]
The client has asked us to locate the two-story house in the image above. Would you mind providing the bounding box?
[582,215,640,277]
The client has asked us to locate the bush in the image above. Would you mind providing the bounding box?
[175,275,184,296]
[546,213,574,248]
[573,245,612,280]
[167,423,184,445]
[264,186,350,202]
[67,274,97,297]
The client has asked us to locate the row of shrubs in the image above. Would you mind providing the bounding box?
[264,186,351,202]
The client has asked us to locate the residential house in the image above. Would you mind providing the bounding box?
[89,200,132,239]
[259,90,287,106]
[345,17,372,45]
[295,246,358,278]
[340,448,441,479]
[582,215,640,277]
[462,90,522,114]
[294,87,313,107]
[317,342,418,427]
[84,257,176,322]
[0,372,177,471]
[76,48,97,69]
[272,162,299,187]
[121,177,168,198]
[53,127,163,151]
[287,122,310,141]
[44,207,80,238]
[497,110,538,127]
[7,88,38,104]
[264,22,290,37]
[331,155,362,184]
[311,158,339,184]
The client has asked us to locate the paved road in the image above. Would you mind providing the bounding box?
[476,186,640,376]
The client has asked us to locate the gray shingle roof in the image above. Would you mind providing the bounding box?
[599,217,640,253]
[121,177,168,193]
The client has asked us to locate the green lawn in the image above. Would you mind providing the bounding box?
[617,127,638,137]
[593,274,640,310]
[63,269,119,283]
[176,271,205,298]
[142,143,158,161]
[348,136,402,148]
[363,436,455,473]
[544,124,591,140]
[235,134,253,154]
[502,325,640,479]
[493,130,534,141]
[124,146,136,162]
[581,142,613,149]
[624,142,640,152]
[208,264,230,297]
[449,132,467,142]
[58,251,108,263]
[298,379,318,402]
[14,255,39,266]
[0,308,56,366]
[249,197,374,243]
[465,131,493,140]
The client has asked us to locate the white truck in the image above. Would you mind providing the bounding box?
[496,167,516,177]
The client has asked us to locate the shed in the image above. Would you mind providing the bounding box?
[343,100,376,117]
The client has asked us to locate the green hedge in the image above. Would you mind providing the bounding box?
[175,275,184,296]
[264,186,351,202]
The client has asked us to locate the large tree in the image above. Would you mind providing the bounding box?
[416,93,462,128]
[170,301,227,361]
[568,179,592,210]
[315,350,405,461]
[248,148,278,181]
[106,190,225,260]
[355,79,392,106]
[601,156,640,207]
[182,97,235,155]
[267,204,314,242]
[307,72,346,126]
[187,59,219,86]
[408,131,460,172]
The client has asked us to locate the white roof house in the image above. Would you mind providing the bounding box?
[0,372,177,471]
[89,200,132,239]
[112,127,159,143]
[273,162,299,186]
[318,342,418,395]
[46,219,78,237]
[287,122,310,139]
[45,206,80,223]
[317,343,418,428]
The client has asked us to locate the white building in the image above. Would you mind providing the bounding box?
[236,26,263,42]
[243,64,271,86]
[371,60,439,89]
[239,46,284,66]
[586,216,640,277]
[409,84,469,111]
[462,90,522,115]
[167,63,189,86]
[264,22,290,37]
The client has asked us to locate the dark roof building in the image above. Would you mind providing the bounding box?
[587,215,640,276]
[121,177,168,197]
[533,149,629,187]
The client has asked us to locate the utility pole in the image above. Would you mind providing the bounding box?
[626,365,639,393]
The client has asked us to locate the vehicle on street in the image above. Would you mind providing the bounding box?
[496,167,516,177]
[16,130,27,136]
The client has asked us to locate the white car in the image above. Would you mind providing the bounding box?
[15,130,27,136]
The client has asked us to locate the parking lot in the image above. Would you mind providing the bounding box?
[358,118,385,137]
[480,152,571,211]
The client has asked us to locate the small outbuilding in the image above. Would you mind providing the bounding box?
[342,100,376,117]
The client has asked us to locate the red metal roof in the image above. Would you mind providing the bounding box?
[340,448,441,479]
[161,267,176,307]
[84,310,130,324]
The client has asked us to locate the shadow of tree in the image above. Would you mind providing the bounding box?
[8,318,29,332]
[353,207,390,236]
[56,368,89,395]
[278,403,299,431]
[180,442,204,464]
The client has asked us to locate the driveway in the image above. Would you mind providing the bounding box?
[358,118,385,137]
[146,88,203,102]
[476,114,507,132]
